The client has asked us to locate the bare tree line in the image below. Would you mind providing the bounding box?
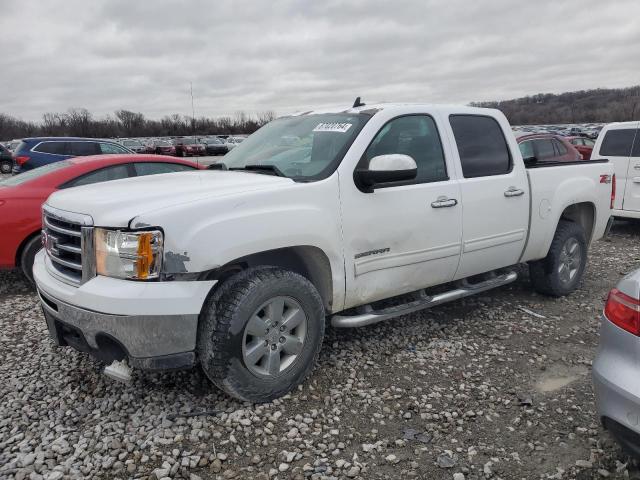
[471,86,640,125]
[0,109,276,141]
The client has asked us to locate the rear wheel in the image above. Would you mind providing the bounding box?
[529,220,587,296]
[20,235,42,285]
[198,267,325,402]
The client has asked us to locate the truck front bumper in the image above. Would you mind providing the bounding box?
[33,250,216,370]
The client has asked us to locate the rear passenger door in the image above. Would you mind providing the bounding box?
[623,128,640,212]
[447,114,529,279]
[595,125,639,211]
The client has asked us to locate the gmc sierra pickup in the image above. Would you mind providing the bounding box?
[34,103,614,402]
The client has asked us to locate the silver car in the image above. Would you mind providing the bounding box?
[593,269,640,455]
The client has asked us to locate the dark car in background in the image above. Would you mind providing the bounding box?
[173,137,206,157]
[516,133,582,164]
[0,144,12,174]
[200,136,229,155]
[567,136,596,160]
[11,137,133,173]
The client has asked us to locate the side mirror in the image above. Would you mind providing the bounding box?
[523,155,538,166]
[355,154,417,192]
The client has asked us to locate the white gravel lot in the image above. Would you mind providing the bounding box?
[1,219,640,480]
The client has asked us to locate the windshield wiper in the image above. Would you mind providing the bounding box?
[229,164,286,177]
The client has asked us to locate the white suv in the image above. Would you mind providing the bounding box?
[592,122,640,218]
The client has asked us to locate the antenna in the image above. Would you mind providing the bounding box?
[190,82,195,133]
[353,97,365,108]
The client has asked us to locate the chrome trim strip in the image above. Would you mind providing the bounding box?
[49,255,82,271]
[43,204,93,226]
[81,227,96,282]
[43,217,82,237]
[57,243,81,254]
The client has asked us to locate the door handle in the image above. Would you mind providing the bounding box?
[633,177,640,184]
[504,187,525,197]
[635,165,640,170]
[431,196,458,208]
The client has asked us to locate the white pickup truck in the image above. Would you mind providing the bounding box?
[34,103,614,402]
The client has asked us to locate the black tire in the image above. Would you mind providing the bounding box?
[20,235,42,285]
[1,159,12,174]
[198,267,325,402]
[529,220,587,297]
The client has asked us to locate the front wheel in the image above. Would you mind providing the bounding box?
[529,220,587,296]
[20,235,42,285]
[198,267,325,402]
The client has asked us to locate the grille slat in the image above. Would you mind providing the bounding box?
[42,208,90,285]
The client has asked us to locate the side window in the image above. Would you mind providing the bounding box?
[449,115,511,178]
[70,141,99,156]
[518,141,534,159]
[134,162,196,176]
[600,129,636,157]
[64,164,131,188]
[35,142,67,155]
[534,139,556,160]
[100,142,129,154]
[364,115,447,184]
[584,138,595,147]
[553,139,568,155]
[632,130,640,157]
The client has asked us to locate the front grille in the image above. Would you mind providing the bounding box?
[42,206,94,285]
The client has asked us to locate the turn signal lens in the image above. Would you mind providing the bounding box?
[604,288,640,336]
[95,228,163,280]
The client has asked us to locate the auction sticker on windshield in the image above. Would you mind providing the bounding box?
[313,122,353,133]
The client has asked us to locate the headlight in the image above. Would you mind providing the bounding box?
[95,228,163,280]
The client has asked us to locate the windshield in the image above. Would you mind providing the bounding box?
[221,113,369,180]
[0,160,73,186]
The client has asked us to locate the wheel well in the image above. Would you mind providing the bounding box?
[15,231,41,267]
[209,246,334,312]
[560,202,595,243]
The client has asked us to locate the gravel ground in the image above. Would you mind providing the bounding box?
[2,221,640,480]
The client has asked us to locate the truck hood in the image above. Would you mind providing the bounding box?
[46,170,295,227]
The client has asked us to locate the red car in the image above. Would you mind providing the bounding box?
[0,154,200,283]
[173,138,206,157]
[516,133,582,164]
[566,136,596,160]
[153,140,177,156]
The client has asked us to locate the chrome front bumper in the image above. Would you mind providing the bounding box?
[38,288,198,369]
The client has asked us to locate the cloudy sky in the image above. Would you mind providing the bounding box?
[1,0,638,121]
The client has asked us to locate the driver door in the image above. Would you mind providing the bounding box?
[339,114,462,309]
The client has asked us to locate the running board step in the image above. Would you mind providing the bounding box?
[331,271,518,328]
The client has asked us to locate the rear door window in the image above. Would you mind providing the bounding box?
[99,142,130,154]
[632,130,640,157]
[553,139,568,156]
[70,141,100,156]
[63,164,132,187]
[600,129,636,157]
[35,141,68,155]
[533,139,556,160]
[449,115,511,178]
[134,162,196,176]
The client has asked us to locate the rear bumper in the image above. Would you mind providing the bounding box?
[593,316,640,455]
[33,250,216,369]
